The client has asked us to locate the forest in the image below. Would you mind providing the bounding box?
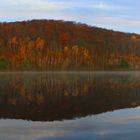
[0,19,140,70]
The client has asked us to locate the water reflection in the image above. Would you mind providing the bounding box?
[0,72,139,121]
[1,107,140,140]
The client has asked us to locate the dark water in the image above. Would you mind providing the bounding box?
[0,72,140,140]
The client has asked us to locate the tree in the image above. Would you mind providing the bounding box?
[0,57,10,69]
[59,32,70,46]
[119,58,129,68]
[22,57,30,67]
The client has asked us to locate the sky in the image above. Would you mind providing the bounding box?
[0,0,140,33]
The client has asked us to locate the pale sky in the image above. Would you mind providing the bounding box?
[0,0,140,33]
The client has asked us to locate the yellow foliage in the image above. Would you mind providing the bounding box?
[64,90,69,96]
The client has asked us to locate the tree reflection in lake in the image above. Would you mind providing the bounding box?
[0,72,139,121]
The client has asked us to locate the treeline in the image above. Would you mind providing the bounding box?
[0,19,140,70]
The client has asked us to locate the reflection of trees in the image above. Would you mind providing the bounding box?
[0,73,139,121]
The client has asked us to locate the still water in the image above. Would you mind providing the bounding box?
[0,72,140,140]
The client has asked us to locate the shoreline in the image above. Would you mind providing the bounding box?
[0,70,139,74]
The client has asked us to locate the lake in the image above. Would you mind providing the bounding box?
[0,72,140,140]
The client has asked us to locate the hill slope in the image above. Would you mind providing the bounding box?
[0,19,139,70]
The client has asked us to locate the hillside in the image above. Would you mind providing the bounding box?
[0,19,139,70]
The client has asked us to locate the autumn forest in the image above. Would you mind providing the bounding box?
[0,19,140,70]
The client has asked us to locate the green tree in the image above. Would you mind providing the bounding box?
[119,58,129,68]
[0,57,10,68]
[22,58,30,67]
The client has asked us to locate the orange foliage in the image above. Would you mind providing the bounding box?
[35,37,45,50]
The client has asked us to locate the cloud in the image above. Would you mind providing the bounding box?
[0,0,140,33]
[93,2,110,10]
[93,16,140,26]
[0,0,119,16]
